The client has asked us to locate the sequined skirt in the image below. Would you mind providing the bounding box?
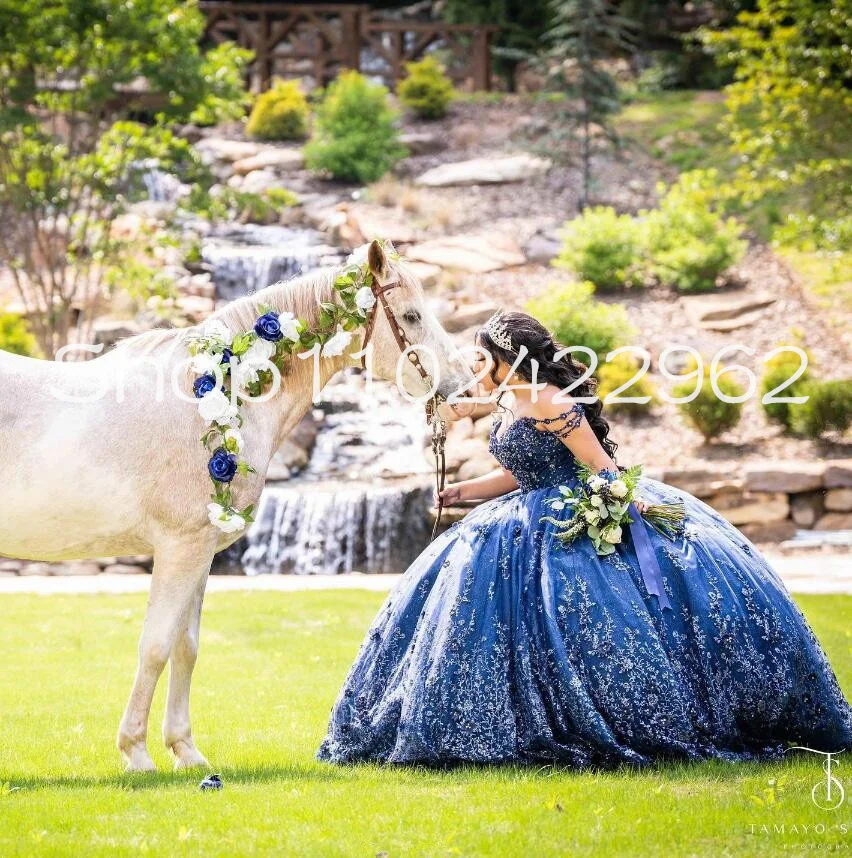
[317,479,852,767]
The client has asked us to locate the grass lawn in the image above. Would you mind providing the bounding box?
[0,590,850,857]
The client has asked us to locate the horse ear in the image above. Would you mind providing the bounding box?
[367,239,389,282]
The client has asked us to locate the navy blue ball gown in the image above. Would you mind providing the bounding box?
[317,404,852,768]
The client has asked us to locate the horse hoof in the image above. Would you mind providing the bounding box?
[123,754,157,773]
[170,739,210,770]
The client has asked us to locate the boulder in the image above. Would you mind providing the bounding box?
[790,492,825,528]
[115,555,153,568]
[195,137,266,164]
[442,301,499,334]
[825,459,852,488]
[93,317,143,349]
[658,465,743,499]
[408,233,526,273]
[739,521,797,543]
[457,451,499,482]
[524,230,562,265]
[744,462,825,494]
[229,168,282,195]
[410,262,442,289]
[232,147,305,175]
[826,488,852,512]
[0,559,22,573]
[18,562,54,576]
[346,206,418,245]
[680,291,777,332]
[102,563,149,575]
[400,132,445,156]
[706,490,790,525]
[415,155,552,187]
[814,512,852,531]
[55,562,102,576]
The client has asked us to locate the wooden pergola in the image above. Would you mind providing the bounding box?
[199,2,496,91]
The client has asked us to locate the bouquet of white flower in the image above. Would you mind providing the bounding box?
[541,464,685,556]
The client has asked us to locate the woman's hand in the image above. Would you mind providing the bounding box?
[437,484,463,505]
[634,498,649,515]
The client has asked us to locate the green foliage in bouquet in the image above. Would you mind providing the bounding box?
[555,206,645,291]
[305,71,407,183]
[525,281,637,364]
[398,57,455,120]
[247,80,310,141]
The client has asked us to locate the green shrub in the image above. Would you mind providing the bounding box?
[246,79,310,141]
[788,379,852,438]
[305,71,407,183]
[525,281,638,364]
[673,361,744,440]
[398,57,455,120]
[597,353,656,415]
[554,206,645,290]
[0,312,39,356]
[760,348,812,428]
[643,170,747,292]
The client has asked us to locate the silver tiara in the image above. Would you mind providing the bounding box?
[485,310,513,351]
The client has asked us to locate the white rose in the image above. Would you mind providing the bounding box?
[346,244,370,268]
[587,475,605,491]
[355,285,376,311]
[244,338,275,363]
[603,525,623,544]
[321,324,353,358]
[198,388,238,425]
[583,508,601,524]
[207,503,247,534]
[590,495,603,508]
[201,319,232,345]
[190,352,222,374]
[610,480,628,499]
[224,425,243,452]
[278,311,302,342]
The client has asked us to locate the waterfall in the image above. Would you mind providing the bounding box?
[202,224,340,300]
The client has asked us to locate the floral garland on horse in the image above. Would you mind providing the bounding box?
[188,245,377,533]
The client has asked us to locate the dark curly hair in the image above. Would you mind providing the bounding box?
[477,310,618,463]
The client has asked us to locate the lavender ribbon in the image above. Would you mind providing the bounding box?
[627,502,672,611]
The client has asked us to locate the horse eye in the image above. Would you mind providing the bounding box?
[402,310,421,325]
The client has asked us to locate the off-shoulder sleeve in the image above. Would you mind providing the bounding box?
[531,403,584,439]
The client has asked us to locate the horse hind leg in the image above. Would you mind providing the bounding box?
[163,572,210,769]
[117,541,214,772]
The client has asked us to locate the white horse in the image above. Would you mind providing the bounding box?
[0,241,473,771]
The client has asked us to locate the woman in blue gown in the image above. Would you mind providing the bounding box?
[317,311,852,768]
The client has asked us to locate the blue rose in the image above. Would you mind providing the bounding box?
[254,312,283,342]
[221,348,232,364]
[193,373,218,399]
[208,448,238,483]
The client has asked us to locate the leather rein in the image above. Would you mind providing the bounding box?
[359,274,448,541]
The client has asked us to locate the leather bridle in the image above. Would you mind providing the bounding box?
[359,273,448,541]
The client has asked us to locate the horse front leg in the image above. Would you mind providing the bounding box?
[163,571,210,769]
[117,540,215,772]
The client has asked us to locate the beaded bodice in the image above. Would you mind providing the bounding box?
[488,403,585,492]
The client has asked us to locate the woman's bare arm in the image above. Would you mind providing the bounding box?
[439,467,518,504]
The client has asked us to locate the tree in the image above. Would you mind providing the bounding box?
[0,0,251,354]
[442,0,552,91]
[537,0,637,210]
[703,0,852,247]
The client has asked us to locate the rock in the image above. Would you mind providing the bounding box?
[739,521,797,543]
[523,230,562,265]
[825,459,852,488]
[415,155,551,187]
[408,233,526,273]
[814,512,852,531]
[473,415,495,440]
[229,168,282,195]
[400,132,446,155]
[0,559,22,573]
[346,206,418,245]
[680,291,777,332]
[457,451,499,482]
[429,438,489,474]
[195,138,265,164]
[448,418,475,441]
[18,562,54,576]
[103,564,149,575]
[410,262,442,289]
[658,465,743,499]
[93,317,143,349]
[175,295,215,323]
[115,555,153,567]
[706,490,790,525]
[232,147,305,175]
[790,492,825,527]
[56,562,102,576]
[110,212,145,241]
[826,488,852,512]
[744,462,825,494]
[126,200,174,222]
[442,302,499,334]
